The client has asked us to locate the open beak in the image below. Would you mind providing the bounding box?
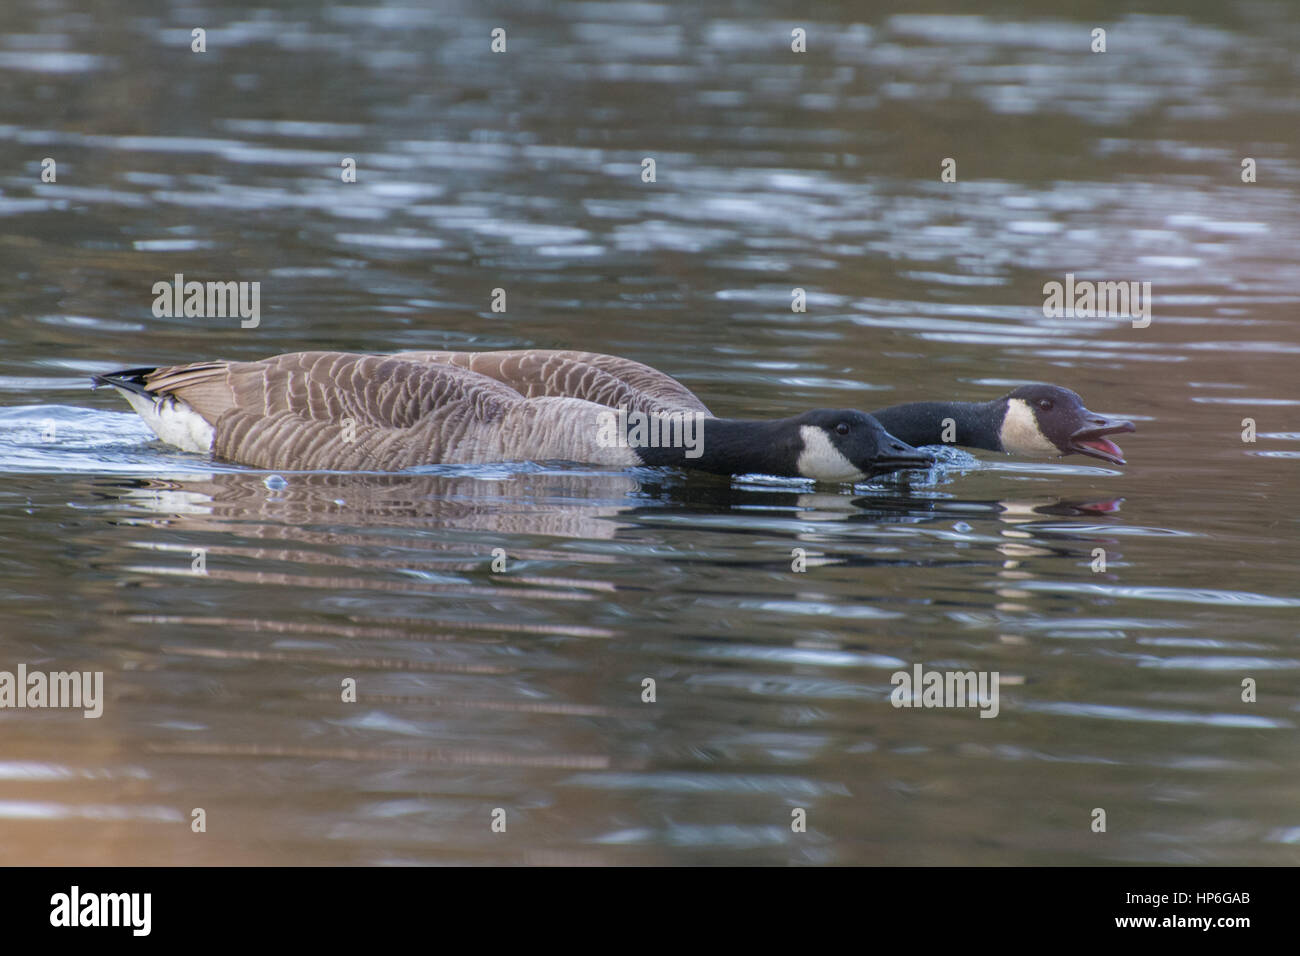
[1066,413,1136,466]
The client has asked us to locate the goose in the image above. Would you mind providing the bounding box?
[870,384,1136,466]
[93,350,935,482]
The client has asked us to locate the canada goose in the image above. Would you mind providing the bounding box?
[869,384,1136,466]
[93,350,934,482]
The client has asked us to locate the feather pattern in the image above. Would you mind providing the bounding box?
[110,350,700,471]
[391,349,712,416]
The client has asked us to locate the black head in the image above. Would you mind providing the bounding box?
[790,409,935,482]
[1001,385,1136,465]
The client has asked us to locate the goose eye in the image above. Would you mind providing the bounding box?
[835,422,850,436]
[1037,399,1054,412]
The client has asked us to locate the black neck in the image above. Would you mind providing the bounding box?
[869,400,1006,452]
[635,417,802,476]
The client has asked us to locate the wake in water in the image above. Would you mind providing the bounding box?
[0,405,220,475]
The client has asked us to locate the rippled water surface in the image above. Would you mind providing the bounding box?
[1,1,1298,865]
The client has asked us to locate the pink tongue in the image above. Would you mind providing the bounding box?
[1079,437,1123,458]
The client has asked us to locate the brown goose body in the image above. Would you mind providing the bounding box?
[96,350,714,472]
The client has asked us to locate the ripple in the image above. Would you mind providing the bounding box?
[1018,581,1300,608]
[1025,702,1288,729]
[335,233,445,250]
[0,51,106,72]
[563,772,851,797]
[687,643,905,669]
[0,801,183,822]
[1138,656,1298,671]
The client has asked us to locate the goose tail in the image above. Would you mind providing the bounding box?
[92,367,160,397]
[92,367,216,454]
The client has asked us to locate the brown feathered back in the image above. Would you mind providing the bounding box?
[392,349,712,416]
[133,350,705,471]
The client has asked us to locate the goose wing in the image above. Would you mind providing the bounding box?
[138,351,526,471]
[392,349,713,417]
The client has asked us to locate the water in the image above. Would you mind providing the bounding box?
[0,1,1297,865]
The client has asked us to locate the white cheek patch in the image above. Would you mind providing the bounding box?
[796,425,865,482]
[119,389,215,454]
[999,398,1060,457]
